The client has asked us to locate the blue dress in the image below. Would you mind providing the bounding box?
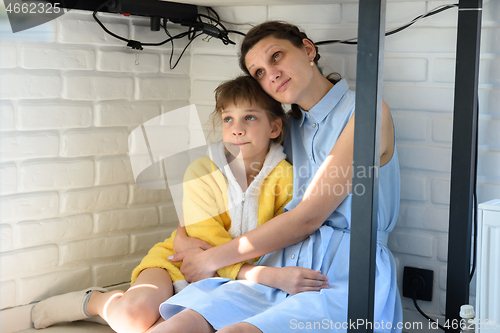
[159,79,403,333]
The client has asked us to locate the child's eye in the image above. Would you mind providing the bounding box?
[245,115,256,121]
[223,117,232,123]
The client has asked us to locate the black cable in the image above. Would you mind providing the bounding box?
[413,298,446,331]
[316,4,458,46]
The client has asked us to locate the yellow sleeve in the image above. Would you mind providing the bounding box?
[182,158,244,279]
[273,161,294,217]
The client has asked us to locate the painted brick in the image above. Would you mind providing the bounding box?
[210,6,267,27]
[477,183,500,205]
[195,104,218,133]
[0,224,12,251]
[0,192,58,223]
[344,2,426,24]
[478,152,500,178]
[384,85,454,112]
[431,179,450,205]
[62,185,128,214]
[96,102,160,127]
[317,54,345,78]
[397,205,449,232]
[1,19,56,42]
[0,44,17,68]
[0,133,59,161]
[63,75,134,101]
[0,280,16,309]
[95,207,159,233]
[62,129,129,157]
[437,236,448,262]
[393,114,427,141]
[129,185,172,205]
[93,259,139,287]
[18,103,92,130]
[478,119,500,146]
[131,24,189,51]
[130,229,171,253]
[161,54,190,75]
[482,0,500,23]
[0,103,15,131]
[58,19,129,45]
[98,50,160,73]
[432,58,455,83]
[481,28,500,54]
[439,266,447,290]
[20,46,95,70]
[388,231,434,258]
[136,77,190,101]
[481,58,500,85]
[269,4,341,24]
[398,145,451,172]
[20,159,94,191]
[385,28,457,53]
[308,28,359,55]
[128,126,189,156]
[191,54,241,78]
[191,31,242,54]
[0,245,58,279]
[161,101,192,127]
[432,117,453,143]
[401,174,427,201]
[19,267,92,304]
[16,214,93,246]
[191,79,222,102]
[0,163,17,195]
[60,236,129,264]
[159,203,179,226]
[348,57,428,82]
[480,88,500,115]
[96,156,134,186]
[0,73,61,100]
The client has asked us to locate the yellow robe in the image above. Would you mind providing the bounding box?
[131,155,293,287]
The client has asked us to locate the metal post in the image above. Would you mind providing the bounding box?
[348,1,386,332]
[445,0,482,331]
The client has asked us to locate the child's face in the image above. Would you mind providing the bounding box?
[221,100,282,163]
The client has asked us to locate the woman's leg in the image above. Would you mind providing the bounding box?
[87,267,174,333]
[150,309,215,333]
[217,323,262,333]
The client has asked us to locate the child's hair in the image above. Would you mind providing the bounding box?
[238,21,341,119]
[209,75,288,145]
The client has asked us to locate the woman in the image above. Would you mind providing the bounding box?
[153,21,402,333]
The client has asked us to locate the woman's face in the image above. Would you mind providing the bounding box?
[245,36,316,106]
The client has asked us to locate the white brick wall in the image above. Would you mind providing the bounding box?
[0,9,185,313]
[1,2,499,331]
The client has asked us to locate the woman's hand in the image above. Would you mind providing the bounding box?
[273,267,329,295]
[168,248,217,282]
[173,219,213,254]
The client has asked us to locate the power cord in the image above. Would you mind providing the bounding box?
[413,298,446,331]
[315,4,458,46]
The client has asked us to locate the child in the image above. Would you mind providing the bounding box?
[31,75,328,333]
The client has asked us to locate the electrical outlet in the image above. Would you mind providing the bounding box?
[402,266,433,301]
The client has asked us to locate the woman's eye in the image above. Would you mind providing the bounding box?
[273,52,281,61]
[256,69,264,77]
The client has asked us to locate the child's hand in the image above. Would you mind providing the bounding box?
[274,267,329,295]
[173,219,213,253]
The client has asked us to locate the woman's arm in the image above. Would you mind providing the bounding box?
[173,104,394,282]
[236,264,329,295]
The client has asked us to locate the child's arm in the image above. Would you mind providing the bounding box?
[236,264,329,295]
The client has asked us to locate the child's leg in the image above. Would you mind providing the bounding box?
[87,267,174,333]
[150,309,215,333]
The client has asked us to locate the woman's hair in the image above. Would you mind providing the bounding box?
[239,21,341,119]
[210,75,288,145]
